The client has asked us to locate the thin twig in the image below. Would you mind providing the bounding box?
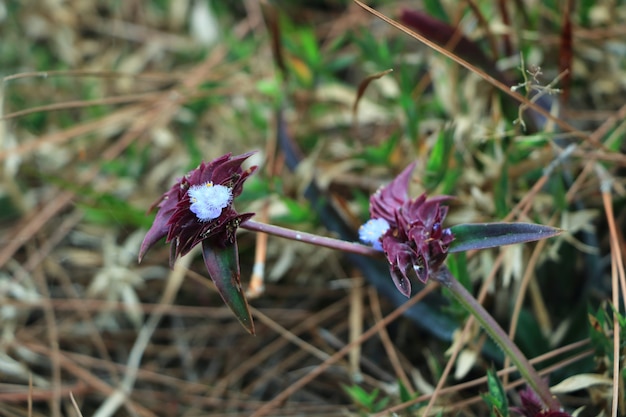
[241,220,381,257]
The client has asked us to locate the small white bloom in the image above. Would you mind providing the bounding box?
[188,181,233,221]
[359,218,390,251]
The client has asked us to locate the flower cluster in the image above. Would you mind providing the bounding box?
[138,152,257,266]
[512,387,571,417]
[359,162,454,296]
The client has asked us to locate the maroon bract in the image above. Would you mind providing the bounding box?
[512,387,571,417]
[363,163,454,297]
[138,152,257,266]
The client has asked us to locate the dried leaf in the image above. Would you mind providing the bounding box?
[551,374,613,393]
[352,69,393,117]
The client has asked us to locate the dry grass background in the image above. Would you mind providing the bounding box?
[1,1,625,416]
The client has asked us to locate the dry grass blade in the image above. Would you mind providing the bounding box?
[368,287,414,394]
[91,255,190,417]
[353,0,588,141]
[250,284,439,417]
[597,166,625,416]
[69,392,84,417]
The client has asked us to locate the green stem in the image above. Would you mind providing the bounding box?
[433,267,561,411]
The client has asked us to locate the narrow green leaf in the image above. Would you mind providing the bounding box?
[482,369,509,417]
[447,252,470,290]
[425,127,454,189]
[449,223,562,253]
[494,163,509,218]
[549,175,568,211]
[359,132,399,165]
[202,240,255,334]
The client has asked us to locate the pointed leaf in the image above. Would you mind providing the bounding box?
[484,368,508,414]
[449,223,562,253]
[202,240,255,334]
[353,68,393,116]
[390,268,412,298]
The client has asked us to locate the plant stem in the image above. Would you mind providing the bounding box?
[433,267,561,411]
[240,220,381,257]
[241,220,561,410]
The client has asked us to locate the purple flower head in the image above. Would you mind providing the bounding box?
[360,163,454,297]
[138,152,257,267]
[512,387,571,417]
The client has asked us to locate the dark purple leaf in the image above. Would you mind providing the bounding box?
[400,9,498,77]
[202,240,255,335]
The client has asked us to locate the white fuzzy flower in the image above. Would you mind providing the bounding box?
[188,181,233,221]
[358,218,390,251]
